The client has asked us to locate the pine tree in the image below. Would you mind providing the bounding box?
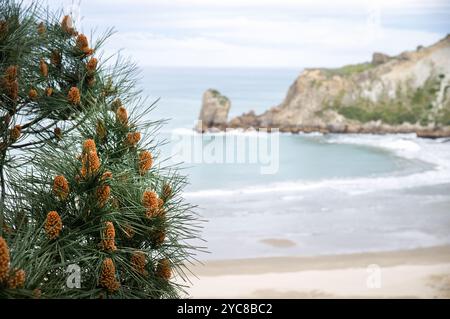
[0,0,201,298]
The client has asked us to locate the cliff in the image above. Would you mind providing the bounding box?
[199,35,450,137]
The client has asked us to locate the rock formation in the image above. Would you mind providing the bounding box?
[371,52,391,65]
[196,89,230,132]
[197,35,450,138]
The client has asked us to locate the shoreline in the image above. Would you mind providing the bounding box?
[187,246,450,298]
[201,126,450,139]
[175,126,450,140]
[197,125,450,139]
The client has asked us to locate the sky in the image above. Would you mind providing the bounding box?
[41,0,450,68]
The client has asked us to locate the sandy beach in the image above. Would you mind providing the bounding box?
[186,245,450,298]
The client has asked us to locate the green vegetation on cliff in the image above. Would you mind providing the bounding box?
[336,76,443,125]
[209,89,230,106]
[338,103,426,125]
[437,101,450,126]
[321,62,375,77]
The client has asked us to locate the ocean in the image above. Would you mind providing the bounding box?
[140,67,450,260]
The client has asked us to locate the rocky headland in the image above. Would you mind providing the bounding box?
[197,35,450,138]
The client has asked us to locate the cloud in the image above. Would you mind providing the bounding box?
[102,27,442,68]
[41,0,449,68]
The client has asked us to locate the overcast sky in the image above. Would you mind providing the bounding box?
[41,0,450,68]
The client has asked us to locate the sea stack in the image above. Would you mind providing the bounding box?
[196,89,231,132]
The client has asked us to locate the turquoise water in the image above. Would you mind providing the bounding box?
[138,67,450,259]
[140,67,424,192]
[167,133,425,192]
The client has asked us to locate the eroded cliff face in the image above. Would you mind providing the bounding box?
[224,35,450,136]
